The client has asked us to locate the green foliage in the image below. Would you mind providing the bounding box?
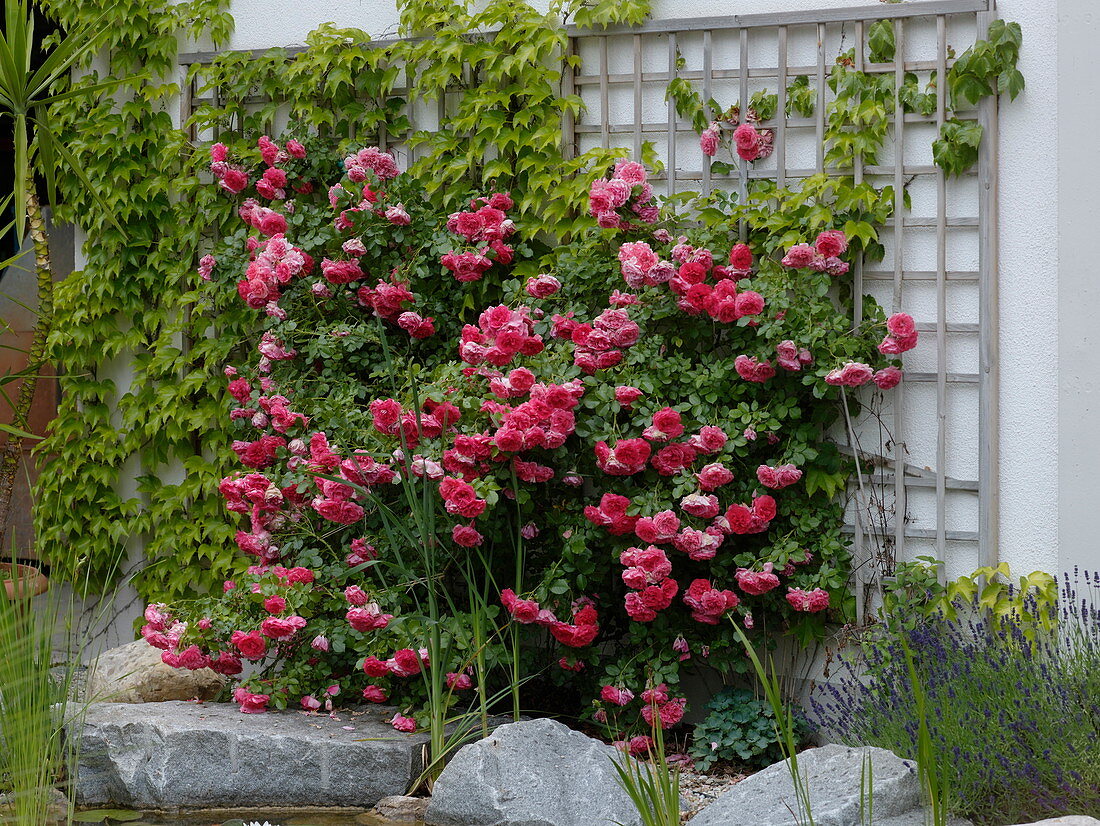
[931,118,983,178]
[749,90,777,122]
[947,20,1024,109]
[866,20,896,64]
[34,0,247,600]
[733,621,816,826]
[897,71,937,117]
[825,58,894,169]
[885,558,1059,639]
[786,76,816,119]
[664,76,711,133]
[689,687,799,770]
[398,0,648,235]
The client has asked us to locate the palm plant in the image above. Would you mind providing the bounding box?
[0,0,121,542]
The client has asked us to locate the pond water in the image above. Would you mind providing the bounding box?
[74,809,419,826]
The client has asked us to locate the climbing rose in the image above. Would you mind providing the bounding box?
[700,123,720,156]
[781,243,816,268]
[525,274,562,298]
[786,587,831,612]
[736,563,780,595]
[825,361,874,387]
[815,230,848,258]
[615,386,643,406]
[362,685,388,703]
[728,243,753,271]
[231,630,267,660]
[600,685,635,706]
[733,122,763,161]
[697,463,734,491]
[233,688,270,714]
[873,366,903,389]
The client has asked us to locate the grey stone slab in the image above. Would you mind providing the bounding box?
[687,744,923,826]
[425,717,643,826]
[71,701,428,809]
[1004,819,1100,826]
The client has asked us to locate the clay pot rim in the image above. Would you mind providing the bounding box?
[2,562,50,598]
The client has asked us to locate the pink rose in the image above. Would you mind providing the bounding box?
[700,125,720,157]
[815,230,848,258]
[873,366,903,389]
[390,714,417,732]
[362,685,388,703]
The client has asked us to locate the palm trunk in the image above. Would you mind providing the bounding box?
[0,183,54,549]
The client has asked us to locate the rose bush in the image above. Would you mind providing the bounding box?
[144,134,916,736]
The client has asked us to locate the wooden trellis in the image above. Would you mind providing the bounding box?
[177,0,999,585]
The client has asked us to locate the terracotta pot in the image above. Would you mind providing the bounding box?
[1,562,49,599]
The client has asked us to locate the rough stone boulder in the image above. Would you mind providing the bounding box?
[373,794,431,821]
[1005,820,1100,826]
[72,701,428,809]
[86,639,224,703]
[687,744,927,826]
[425,717,643,826]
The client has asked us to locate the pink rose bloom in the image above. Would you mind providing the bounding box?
[700,124,720,157]
[736,564,781,595]
[614,160,647,185]
[446,672,474,691]
[873,366,903,389]
[651,407,684,438]
[825,361,874,387]
[345,585,369,606]
[728,243,753,271]
[815,230,848,258]
[260,615,306,640]
[734,355,775,383]
[452,524,484,547]
[301,694,322,711]
[231,629,267,660]
[615,386,643,406]
[525,274,562,298]
[390,714,417,732]
[362,685,388,703]
[786,587,831,612]
[781,243,816,268]
[697,463,734,491]
[600,685,635,706]
[311,635,330,652]
[263,595,286,614]
[680,492,720,519]
[233,688,270,714]
[176,645,210,671]
[346,605,393,632]
[733,123,762,161]
[886,312,916,338]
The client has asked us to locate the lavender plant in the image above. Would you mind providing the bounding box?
[811,570,1100,825]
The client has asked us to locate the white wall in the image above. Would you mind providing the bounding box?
[173,0,1073,583]
[1056,0,1100,576]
